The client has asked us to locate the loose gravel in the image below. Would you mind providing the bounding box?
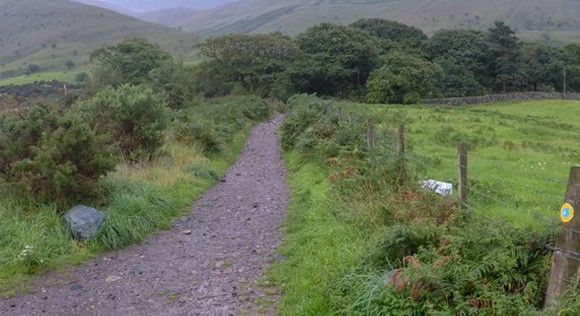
[0,114,289,316]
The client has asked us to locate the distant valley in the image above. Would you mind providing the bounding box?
[129,0,580,44]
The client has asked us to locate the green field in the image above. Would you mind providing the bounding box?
[272,97,580,314]
[334,99,580,229]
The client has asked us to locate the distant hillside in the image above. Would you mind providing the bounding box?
[0,0,198,80]
[162,0,580,43]
[73,0,238,12]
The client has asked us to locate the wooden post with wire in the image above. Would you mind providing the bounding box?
[457,143,468,208]
[366,119,375,150]
[545,166,580,308]
[396,125,406,186]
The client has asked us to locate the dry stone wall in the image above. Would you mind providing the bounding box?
[424,92,580,106]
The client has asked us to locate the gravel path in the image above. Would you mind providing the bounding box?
[0,115,289,316]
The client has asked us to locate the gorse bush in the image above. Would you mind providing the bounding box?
[0,104,117,203]
[82,84,170,159]
[172,95,271,153]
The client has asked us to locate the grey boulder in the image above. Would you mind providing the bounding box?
[64,205,106,240]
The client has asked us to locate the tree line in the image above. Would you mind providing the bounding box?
[193,19,580,103]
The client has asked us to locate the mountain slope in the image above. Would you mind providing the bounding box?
[170,0,580,43]
[74,0,238,12]
[0,0,198,79]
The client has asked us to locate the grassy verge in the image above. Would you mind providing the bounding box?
[0,96,265,297]
[272,94,579,315]
[268,151,363,315]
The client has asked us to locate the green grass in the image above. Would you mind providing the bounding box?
[0,120,251,296]
[332,99,580,230]
[0,71,80,86]
[268,151,363,315]
[272,96,578,314]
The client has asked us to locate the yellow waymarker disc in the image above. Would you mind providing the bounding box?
[561,203,574,223]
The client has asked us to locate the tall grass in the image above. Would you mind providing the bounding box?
[273,95,577,315]
[268,152,363,315]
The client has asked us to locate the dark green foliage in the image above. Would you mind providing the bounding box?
[365,52,444,104]
[197,33,301,98]
[487,21,525,92]
[291,23,382,98]
[351,18,428,48]
[27,64,40,73]
[435,57,487,97]
[82,84,170,159]
[89,38,172,88]
[172,95,272,154]
[148,61,197,109]
[0,105,117,203]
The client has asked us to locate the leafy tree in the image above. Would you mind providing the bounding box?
[197,33,301,97]
[351,18,428,49]
[149,61,197,109]
[365,52,443,104]
[521,44,565,91]
[288,23,382,98]
[435,57,486,97]
[89,38,172,88]
[427,29,492,90]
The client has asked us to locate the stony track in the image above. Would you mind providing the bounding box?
[0,114,289,316]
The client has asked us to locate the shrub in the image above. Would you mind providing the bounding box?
[172,95,272,153]
[82,84,170,159]
[0,105,117,203]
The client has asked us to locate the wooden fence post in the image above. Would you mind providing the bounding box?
[366,119,375,150]
[457,143,468,208]
[349,112,353,125]
[396,125,406,185]
[545,167,580,308]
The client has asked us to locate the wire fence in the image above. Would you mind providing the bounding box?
[327,105,580,305]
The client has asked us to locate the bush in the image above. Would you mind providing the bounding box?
[0,105,117,203]
[172,95,272,153]
[82,84,170,159]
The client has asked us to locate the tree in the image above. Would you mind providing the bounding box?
[427,29,492,90]
[487,21,524,92]
[27,64,40,74]
[365,52,443,104]
[435,57,486,97]
[89,38,172,88]
[563,43,580,92]
[197,33,301,97]
[65,60,75,69]
[521,44,565,91]
[351,18,428,49]
[288,23,382,98]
